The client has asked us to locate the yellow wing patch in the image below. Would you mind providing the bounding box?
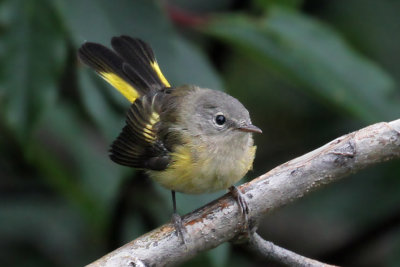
[151,61,170,87]
[109,93,166,169]
[144,111,160,141]
[142,110,161,142]
[100,72,139,103]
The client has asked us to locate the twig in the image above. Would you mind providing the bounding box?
[248,233,338,267]
[86,119,400,267]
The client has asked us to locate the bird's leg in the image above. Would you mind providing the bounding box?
[171,190,185,244]
[229,186,251,237]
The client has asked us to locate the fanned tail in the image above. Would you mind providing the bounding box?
[78,36,170,103]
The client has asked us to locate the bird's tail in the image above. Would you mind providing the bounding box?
[78,35,170,103]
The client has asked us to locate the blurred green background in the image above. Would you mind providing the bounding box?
[1,0,400,266]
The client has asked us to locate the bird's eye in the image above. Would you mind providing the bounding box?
[215,114,226,126]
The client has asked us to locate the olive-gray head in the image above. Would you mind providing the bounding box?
[181,87,262,138]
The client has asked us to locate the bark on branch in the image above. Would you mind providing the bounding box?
[87,119,400,266]
[248,233,338,267]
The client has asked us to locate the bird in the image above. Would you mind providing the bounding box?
[78,35,262,242]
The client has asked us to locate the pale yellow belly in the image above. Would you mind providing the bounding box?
[148,144,256,194]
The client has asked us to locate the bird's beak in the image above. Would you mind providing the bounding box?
[237,124,262,134]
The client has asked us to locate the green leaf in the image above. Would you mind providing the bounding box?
[254,0,303,11]
[389,236,400,267]
[0,0,66,142]
[0,198,99,266]
[34,104,125,212]
[170,0,233,12]
[204,7,399,122]
[77,69,124,141]
[27,141,102,224]
[26,104,128,233]
[164,36,222,90]
[207,242,230,267]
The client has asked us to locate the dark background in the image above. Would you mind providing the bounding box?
[1,0,400,266]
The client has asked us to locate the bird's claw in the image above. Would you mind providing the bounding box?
[229,186,252,240]
[171,212,186,244]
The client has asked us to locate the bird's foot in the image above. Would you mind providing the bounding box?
[229,185,254,242]
[171,212,186,244]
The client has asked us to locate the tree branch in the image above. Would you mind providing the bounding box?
[248,233,338,267]
[87,119,400,267]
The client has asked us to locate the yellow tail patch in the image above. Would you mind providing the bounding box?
[151,61,170,87]
[100,62,169,104]
[100,72,139,103]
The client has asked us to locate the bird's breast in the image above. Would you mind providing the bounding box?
[148,133,256,194]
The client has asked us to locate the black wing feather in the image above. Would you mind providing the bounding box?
[110,93,170,171]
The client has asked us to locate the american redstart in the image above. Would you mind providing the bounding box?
[78,36,261,241]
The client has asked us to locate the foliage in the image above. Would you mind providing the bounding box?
[1,0,399,266]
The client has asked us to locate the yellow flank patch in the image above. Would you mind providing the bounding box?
[149,143,256,194]
[100,72,139,103]
[150,61,170,87]
[246,146,257,171]
[170,145,193,169]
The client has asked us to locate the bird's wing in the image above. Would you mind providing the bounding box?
[78,36,170,103]
[110,93,170,171]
